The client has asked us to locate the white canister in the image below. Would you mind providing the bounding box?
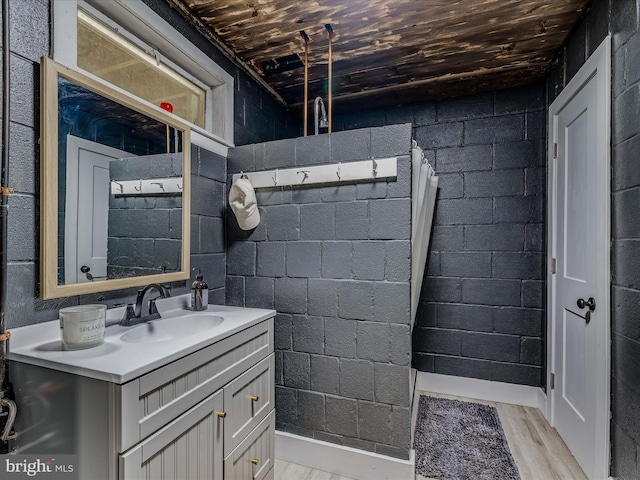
[59,304,107,350]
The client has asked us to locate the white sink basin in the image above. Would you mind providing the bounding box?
[120,314,224,343]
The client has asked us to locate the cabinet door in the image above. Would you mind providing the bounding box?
[224,411,274,480]
[224,354,274,456]
[120,390,224,480]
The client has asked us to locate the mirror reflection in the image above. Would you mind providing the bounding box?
[57,77,184,286]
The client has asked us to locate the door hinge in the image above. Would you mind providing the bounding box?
[553,142,558,159]
[551,258,557,274]
[550,373,555,390]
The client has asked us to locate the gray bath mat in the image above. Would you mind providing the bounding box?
[413,395,520,480]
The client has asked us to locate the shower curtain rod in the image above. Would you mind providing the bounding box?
[232,157,397,189]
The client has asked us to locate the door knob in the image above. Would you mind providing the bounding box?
[80,265,91,273]
[577,297,596,311]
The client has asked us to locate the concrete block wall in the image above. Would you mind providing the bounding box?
[1,0,90,325]
[414,87,547,387]
[329,85,547,387]
[187,145,227,303]
[226,124,413,459]
[108,153,183,278]
[553,0,640,477]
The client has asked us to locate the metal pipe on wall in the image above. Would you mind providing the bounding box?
[1,0,17,452]
[1,0,11,390]
[325,24,333,133]
[300,31,310,137]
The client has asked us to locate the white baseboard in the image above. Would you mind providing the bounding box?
[275,431,415,480]
[537,386,550,421]
[416,372,541,408]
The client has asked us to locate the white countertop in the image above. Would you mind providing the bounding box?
[6,295,275,385]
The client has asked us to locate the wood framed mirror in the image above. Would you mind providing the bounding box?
[40,57,191,299]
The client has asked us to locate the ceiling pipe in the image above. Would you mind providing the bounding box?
[300,30,309,137]
[325,24,333,134]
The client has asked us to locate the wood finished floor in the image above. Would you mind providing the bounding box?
[276,391,587,480]
[274,459,356,480]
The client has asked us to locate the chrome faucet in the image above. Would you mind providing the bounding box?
[120,283,170,326]
[314,96,328,135]
[135,283,169,319]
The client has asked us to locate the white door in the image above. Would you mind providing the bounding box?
[548,37,610,480]
[64,136,130,284]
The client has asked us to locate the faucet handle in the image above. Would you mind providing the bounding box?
[115,304,136,325]
[148,296,163,316]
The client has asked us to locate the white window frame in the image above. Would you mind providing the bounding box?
[53,0,234,149]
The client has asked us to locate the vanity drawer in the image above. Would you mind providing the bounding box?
[119,389,224,480]
[224,410,275,480]
[224,353,274,456]
[117,318,273,453]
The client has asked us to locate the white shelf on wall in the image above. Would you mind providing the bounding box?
[231,157,398,188]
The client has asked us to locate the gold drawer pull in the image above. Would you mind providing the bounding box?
[250,395,259,402]
[216,411,226,418]
[250,458,259,465]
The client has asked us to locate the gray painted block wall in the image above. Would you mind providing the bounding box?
[226,124,414,459]
[108,153,183,278]
[553,0,640,477]
[415,88,546,387]
[609,0,640,474]
[328,85,547,387]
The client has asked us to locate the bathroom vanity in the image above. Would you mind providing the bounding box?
[7,296,275,480]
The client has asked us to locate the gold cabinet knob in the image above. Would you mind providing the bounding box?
[249,395,259,402]
[216,411,226,418]
[250,458,259,465]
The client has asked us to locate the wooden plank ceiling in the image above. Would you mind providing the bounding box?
[168,0,589,112]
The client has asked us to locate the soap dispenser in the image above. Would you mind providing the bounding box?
[191,269,208,311]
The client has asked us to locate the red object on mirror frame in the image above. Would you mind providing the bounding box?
[160,102,173,113]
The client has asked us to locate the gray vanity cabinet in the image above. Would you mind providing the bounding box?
[116,319,273,453]
[118,317,275,480]
[10,317,275,480]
